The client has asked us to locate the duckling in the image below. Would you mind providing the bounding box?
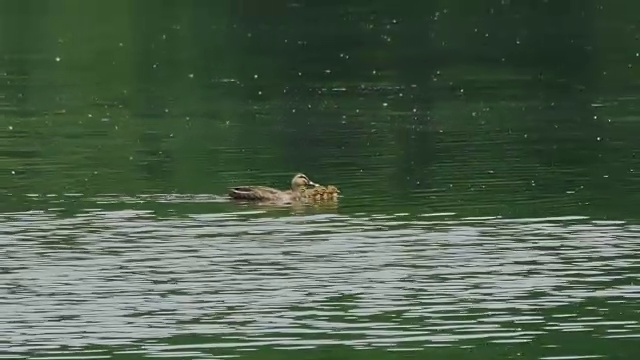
[324,185,340,200]
[305,184,340,201]
[311,186,327,201]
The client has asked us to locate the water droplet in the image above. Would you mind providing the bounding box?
[55,57,61,62]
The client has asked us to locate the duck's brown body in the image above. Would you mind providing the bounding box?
[228,173,340,204]
[228,186,302,202]
[228,173,316,203]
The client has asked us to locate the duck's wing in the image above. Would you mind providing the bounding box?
[228,186,281,201]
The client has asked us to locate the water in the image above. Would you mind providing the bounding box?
[2,211,639,359]
[1,1,640,359]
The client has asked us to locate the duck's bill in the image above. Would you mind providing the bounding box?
[308,181,319,187]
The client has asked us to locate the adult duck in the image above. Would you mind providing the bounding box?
[228,173,318,202]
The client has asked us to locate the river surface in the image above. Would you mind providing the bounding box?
[1,1,640,359]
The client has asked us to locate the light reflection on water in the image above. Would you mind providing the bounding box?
[1,206,639,359]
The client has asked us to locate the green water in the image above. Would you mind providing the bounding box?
[1,1,640,359]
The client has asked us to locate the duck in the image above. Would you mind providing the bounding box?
[228,173,318,202]
[324,185,340,200]
[308,184,340,201]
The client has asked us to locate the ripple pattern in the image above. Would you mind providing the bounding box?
[1,211,639,359]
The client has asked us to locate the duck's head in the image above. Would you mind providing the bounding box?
[291,173,317,190]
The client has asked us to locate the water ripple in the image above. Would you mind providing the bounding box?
[1,210,638,358]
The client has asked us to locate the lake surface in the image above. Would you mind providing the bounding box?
[1,1,640,359]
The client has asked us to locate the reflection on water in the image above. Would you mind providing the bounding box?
[1,207,638,358]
